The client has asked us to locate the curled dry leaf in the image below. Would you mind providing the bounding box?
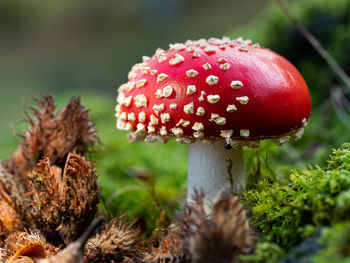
[28,154,100,245]
[176,189,255,263]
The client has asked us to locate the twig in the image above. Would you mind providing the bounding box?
[273,0,350,91]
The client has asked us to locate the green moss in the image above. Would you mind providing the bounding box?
[313,223,350,263]
[239,242,285,263]
[244,143,350,250]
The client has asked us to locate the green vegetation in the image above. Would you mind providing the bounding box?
[239,144,350,262]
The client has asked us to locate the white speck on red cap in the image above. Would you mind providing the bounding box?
[136,123,146,133]
[193,131,204,139]
[202,63,212,70]
[162,85,173,97]
[159,126,168,135]
[176,119,190,127]
[196,107,205,116]
[215,117,226,125]
[236,96,249,105]
[153,103,165,115]
[231,80,243,89]
[226,104,237,112]
[187,85,197,95]
[171,127,183,136]
[192,51,200,58]
[122,96,133,107]
[169,43,186,50]
[169,54,185,65]
[119,112,127,121]
[186,46,195,52]
[134,94,148,108]
[150,69,158,75]
[206,75,219,85]
[220,63,230,70]
[128,71,137,80]
[240,129,250,137]
[155,89,163,98]
[142,56,150,62]
[207,95,220,104]
[147,126,155,133]
[184,102,194,114]
[170,103,177,110]
[220,130,233,138]
[138,111,146,122]
[186,69,199,78]
[141,67,150,75]
[204,46,215,54]
[150,114,159,125]
[160,113,171,123]
[157,73,168,82]
[218,58,227,63]
[192,122,204,131]
[198,91,206,101]
[127,112,136,122]
[136,79,147,88]
[210,113,219,120]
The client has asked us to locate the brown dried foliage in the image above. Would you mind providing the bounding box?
[0,180,22,234]
[84,217,141,263]
[28,154,100,245]
[0,95,98,229]
[176,190,255,263]
[147,231,188,263]
[3,232,58,263]
[4,94,98,178]
[0,164,27,228]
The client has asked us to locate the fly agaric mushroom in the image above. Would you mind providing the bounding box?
[115,37,311,202]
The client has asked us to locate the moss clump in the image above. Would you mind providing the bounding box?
[239,242,285,263]
[243,143,350,251]
[313,223,350,263]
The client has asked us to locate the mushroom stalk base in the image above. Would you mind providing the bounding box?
[187,141,246,203]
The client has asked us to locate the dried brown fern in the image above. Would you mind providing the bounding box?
[28,154,100,245]
[176,189,255,263]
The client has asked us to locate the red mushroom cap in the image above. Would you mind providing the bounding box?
[116,37,311,145]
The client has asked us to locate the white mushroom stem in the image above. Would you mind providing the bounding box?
[187,140,246,203]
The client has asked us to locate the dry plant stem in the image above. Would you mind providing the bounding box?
[274,0,350,91]
[188,141,245,203]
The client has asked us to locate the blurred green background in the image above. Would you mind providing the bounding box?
[1,0,350,251]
